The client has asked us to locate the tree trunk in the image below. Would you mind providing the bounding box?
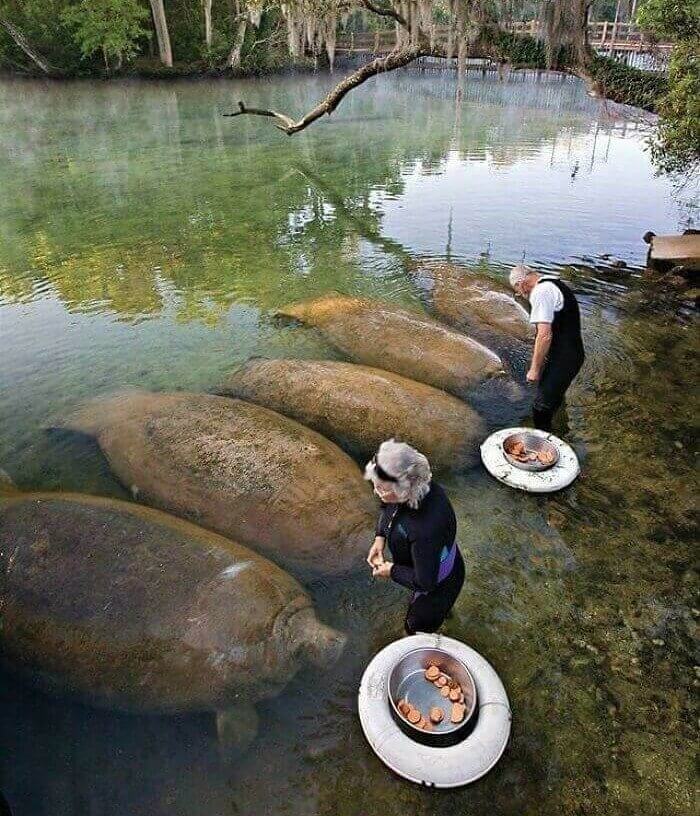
[149,0,173,67]
[203,0,213,48]
[226,17,247,69]
[0,15,51,74]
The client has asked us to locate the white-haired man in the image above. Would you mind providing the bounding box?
[509,265,585,431]
[364,439,464,635]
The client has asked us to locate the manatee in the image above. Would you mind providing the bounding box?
[419,263,534,342]
[59,391,375,578]
[275,295,504,398]
[0,487,345,747]
[217,359,486,472]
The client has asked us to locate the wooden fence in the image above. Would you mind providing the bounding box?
[336,22,672,56]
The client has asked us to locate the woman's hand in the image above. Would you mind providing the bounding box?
[367,536,385,568]
[372,561,393,579]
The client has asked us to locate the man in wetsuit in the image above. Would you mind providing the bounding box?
[509,265,585,432]
[365,439,464,635]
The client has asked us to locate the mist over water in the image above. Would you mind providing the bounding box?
[0,71,696,816]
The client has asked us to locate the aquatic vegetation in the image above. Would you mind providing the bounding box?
[0,73,695,815]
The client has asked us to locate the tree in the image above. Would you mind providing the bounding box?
[62,0,149,70]
[150,0,173,66]
[0,12,52,73]
[637,0,700,175]
[228,1,596,134]
[203,0,213,47]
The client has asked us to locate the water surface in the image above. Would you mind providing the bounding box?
[0,71,697,816]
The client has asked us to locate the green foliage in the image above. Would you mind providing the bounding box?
[165,0,204,63]
[589,54,668,112]
[481,28,548,67]
[649,40,700,174]
[636,0,700,41]
[61,0,149,68]
[0,0,83,72]
[635,0,700,175]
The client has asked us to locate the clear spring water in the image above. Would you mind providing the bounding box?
[0,70,697,816]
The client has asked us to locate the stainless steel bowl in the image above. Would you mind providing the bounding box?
[387,647,478,747]
[502,431,559,472]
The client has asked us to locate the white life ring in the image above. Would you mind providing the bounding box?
[480,427,580,493]
[358,633,511,788]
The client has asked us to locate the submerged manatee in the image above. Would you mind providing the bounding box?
[0,489,345,743]
[275,295,504,398]
[59,391,375,577]
[218,359,486,472]
[420,263,534,342]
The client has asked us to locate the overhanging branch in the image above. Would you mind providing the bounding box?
[360,1,407,27]
[224,44,428,135]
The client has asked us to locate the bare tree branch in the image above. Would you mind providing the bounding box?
[224,43,428,134]
[359,1,407,27]
[223,100,297,130]
[0,15,52,74]
[336,0,408,27]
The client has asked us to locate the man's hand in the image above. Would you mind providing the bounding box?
[372,561,393,579]
[526,366,540,382]
[367,536,385,568]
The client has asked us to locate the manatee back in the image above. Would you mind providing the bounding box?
[62,392,376,578]
[219,358,485,471]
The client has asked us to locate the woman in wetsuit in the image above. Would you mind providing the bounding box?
[365,439,464,635]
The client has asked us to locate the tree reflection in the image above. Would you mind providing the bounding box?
[0,73,605,322]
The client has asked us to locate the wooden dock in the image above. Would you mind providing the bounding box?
[645,233,700,273]
[336,21,672,64]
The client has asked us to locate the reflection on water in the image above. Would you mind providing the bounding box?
[0,72,697,816]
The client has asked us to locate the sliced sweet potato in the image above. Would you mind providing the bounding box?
[429,707,444,724]
[425,665,440,681]
[450,702,467,724]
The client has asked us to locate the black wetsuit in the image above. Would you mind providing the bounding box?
[532,278,585,431]
[376,481,465,635]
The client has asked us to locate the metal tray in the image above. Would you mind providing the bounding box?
[387,647,478,747]
[502,431,559,472]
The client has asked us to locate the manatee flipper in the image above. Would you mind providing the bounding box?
[216,703,259,758]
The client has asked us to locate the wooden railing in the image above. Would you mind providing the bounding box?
[336,22,672,54]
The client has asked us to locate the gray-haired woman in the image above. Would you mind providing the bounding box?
[365,439,465,635]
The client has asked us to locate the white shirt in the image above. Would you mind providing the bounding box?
[529,279,564,324]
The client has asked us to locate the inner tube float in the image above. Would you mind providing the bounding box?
[358,633,511,788]
[480,427,580,493]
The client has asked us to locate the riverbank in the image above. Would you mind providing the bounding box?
[1,36,667,115]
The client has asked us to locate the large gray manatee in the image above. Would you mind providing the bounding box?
[0,485,346,747]
[418,263,534,342]
[217,358,486,472]
[59,391,376,578]
[275,294,504,398]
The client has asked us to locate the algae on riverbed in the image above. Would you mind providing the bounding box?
[0,72,696,816]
